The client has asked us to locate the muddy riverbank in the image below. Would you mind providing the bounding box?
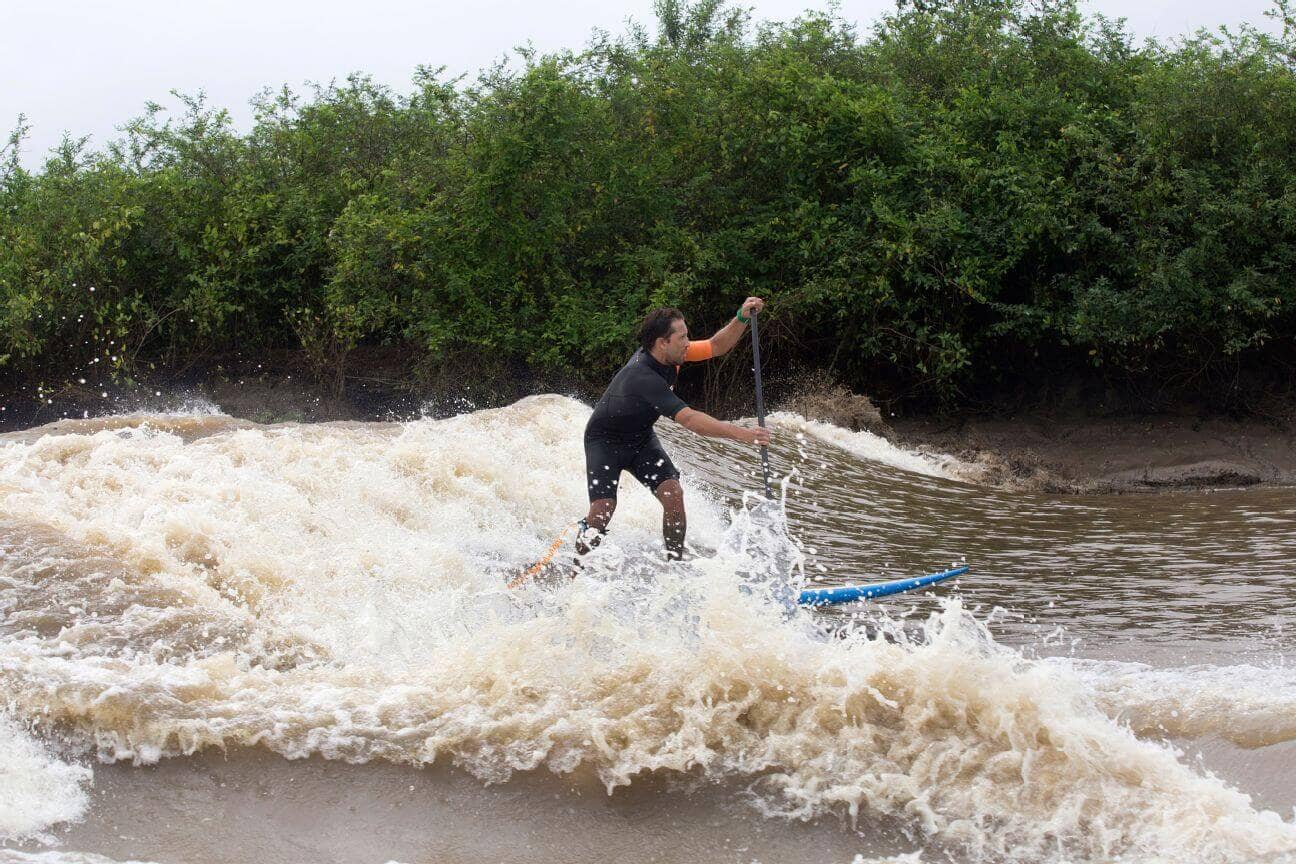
[2,349,1292,494]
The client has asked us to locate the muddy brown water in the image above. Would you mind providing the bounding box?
[1,398,1294,864]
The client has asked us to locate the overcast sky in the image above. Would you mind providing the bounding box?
[3,0,1284,169]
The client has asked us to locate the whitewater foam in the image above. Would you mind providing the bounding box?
[0,852,160,864]
[1,398,1293,863]
[766,412,974,480]
[1061,658,1296,748]
[0,713,91,843]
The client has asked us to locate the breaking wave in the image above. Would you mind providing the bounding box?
[1,397,1293,862]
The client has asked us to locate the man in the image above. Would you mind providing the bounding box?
[578,297,771,563]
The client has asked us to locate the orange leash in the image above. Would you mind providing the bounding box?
[507,524,575,589]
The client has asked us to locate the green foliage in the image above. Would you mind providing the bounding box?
[3,0,1295,405]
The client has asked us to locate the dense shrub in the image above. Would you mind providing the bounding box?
[3,0,1295,407]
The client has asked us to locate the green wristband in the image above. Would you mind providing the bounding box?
[736,308,750,324]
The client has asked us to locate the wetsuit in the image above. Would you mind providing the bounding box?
[584,340,712,501]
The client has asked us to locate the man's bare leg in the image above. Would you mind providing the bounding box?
[577,497,616,557]
[654,479,687,560]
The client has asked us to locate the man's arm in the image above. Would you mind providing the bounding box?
[674,407,771,446]
[706,296,765,357]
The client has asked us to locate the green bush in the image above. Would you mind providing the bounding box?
[2,0,1294,407]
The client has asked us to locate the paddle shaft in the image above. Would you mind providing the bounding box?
[749,309,772,498]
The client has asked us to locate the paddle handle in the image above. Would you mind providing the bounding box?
[749,308,772,498]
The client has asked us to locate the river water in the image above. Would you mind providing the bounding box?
[1,395,1293,864]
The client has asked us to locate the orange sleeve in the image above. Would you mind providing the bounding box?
[684,339,714,362]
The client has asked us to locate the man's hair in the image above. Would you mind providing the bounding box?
[637,307,684,353]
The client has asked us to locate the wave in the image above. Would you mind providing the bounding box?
[0,713,91,843]
[1059,658,1296,749]
[1,397,1294,863]
[767,412,975,481]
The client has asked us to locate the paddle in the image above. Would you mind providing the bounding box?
[749,308,773,498]
[734,305,798,607]
[515,305,773,589]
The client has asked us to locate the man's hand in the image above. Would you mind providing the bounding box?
[677,408,772,447]
[741,296,765,319]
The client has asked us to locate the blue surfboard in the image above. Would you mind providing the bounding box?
[797,565,968,607]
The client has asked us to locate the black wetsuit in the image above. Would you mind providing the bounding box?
[584,349,686,501]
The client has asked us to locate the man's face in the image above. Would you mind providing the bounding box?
[657,318,689,364]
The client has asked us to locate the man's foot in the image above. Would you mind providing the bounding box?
[574,518,604,556]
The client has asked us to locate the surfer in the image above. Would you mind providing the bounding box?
[578,298,770,563]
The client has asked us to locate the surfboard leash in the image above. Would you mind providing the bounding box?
[507,522,577,589]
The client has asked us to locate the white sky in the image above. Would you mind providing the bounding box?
[2,0,1285,169]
